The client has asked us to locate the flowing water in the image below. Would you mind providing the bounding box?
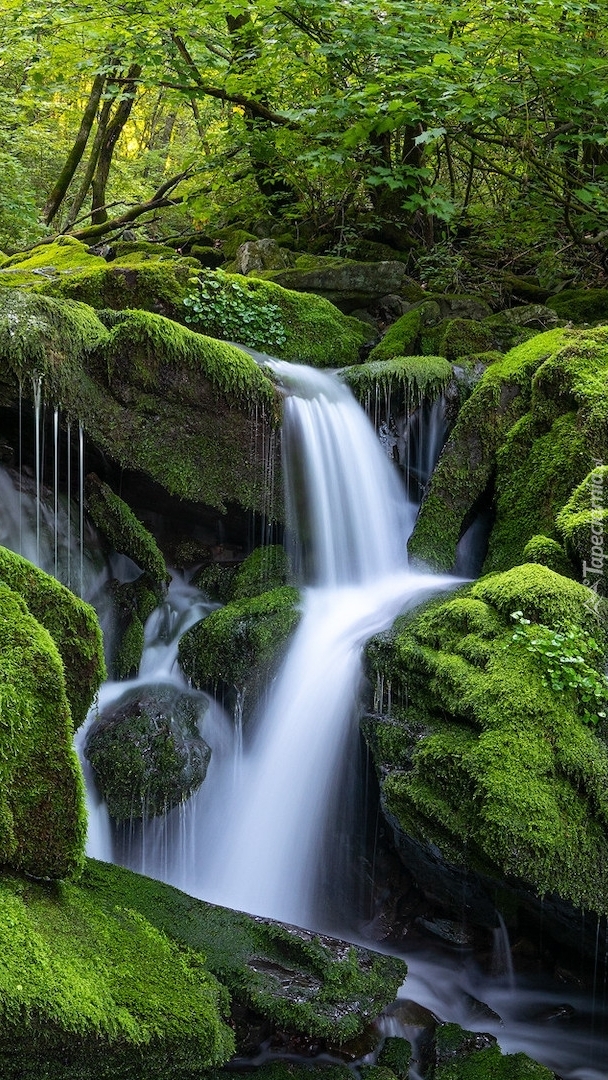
[3,369,607,1077]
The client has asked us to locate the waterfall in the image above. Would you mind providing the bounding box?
[184,363,455,928]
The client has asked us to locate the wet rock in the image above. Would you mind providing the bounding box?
[85,683,211,820]
[415,917,476,947]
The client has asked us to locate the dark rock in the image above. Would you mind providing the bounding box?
[85,683,211,820]
[235,239,296,274]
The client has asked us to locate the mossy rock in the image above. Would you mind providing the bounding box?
[183,268,370,367]
[212,227,259,257]
[483,305,561,352]
[190,244,225,268]
[230,544,290,600]
[0,237,103,289]
[248,256,408,310]
[0,545,105,730]
[422,318,495,361]
[39,257,197,320]
[85,685,211,821]
[547,287,608,324]
[364,564,608,916]
[433,1023,553,1079]
[0,291,279,515]
[520,535,575,578]
[556,466,608,596]
[85,474,167,584]
[341,355,452,410]
[0,865,234,1079]
[195,563,238,604]
[367,308,424,362]
[408,326,590,571]
[107,240,181,261]
[178,586,300,709]
[81,858,407,1046]
[107,575,159,679]
[0,582,87,879]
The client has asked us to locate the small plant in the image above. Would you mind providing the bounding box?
[183,270,287,352]
[509,610,608,726]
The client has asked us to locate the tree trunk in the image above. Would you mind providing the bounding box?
[63,94,114,230]
[91,64,142,225]
[43,71,106,225]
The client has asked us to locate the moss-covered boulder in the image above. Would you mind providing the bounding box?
[422,317,495,361]
[0,582,87,879]
[85,685,211,821]
[483,304,561,352]
[556,466,608,595]
[433,1024,554,1080]
[178,586,300,711]
[0,545,105,729]
[367,307,426,361]
[230,544,290,600]
[0,865,234,1079]
[408,326,599,571]
[0,236,104,288]
[183,269,371,366]
[547,287,608,324]
[82,859,407,1048]
[341,355,452,411]
[364,565,608,929]
[519,534,575,578]
[248,255,409,310]
[0,291,279,515]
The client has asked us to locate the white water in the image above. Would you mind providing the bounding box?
[180,363,454,926]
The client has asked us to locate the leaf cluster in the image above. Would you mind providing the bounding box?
[509,610,608,726]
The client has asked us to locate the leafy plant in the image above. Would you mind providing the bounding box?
[183,271,287,353]
[509,611,608,726]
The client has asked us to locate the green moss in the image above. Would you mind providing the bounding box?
[85,475,166,584]
[485,411,592,572]
[39,258,196,320]
[114,612,145,680]
[178,586,300,697]
[422,318,495,361]
[0,238,103,289]
[368,308,423,362]
[365,566,608,914]
[230,545,290,600]
[213,227,258,257]
[185,269,369,367]
[408,327,576,571]
[0,291,279,515]
[0,582,86,879]
[86,686,210,821]
[195,563,238,604]
[341,355,452,409]
[81,859,407,1045]
[556,466,608,595]
[547,287,608,324]
[377,1036,412,1077]
[434,1026,553,1080]
[520,535,575,578]
[0,546,105,730]
[0,866,234,1079]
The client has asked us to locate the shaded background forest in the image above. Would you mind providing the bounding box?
[2,0,608,294]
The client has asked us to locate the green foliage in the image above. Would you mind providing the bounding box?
[184,269,287,352]
[0,867,234,1079]
[509,611,608,726]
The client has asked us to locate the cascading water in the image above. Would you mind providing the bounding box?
[178,363,455,928]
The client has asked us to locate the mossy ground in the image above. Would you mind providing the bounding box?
[365,564,608,913]
[80,859,406,1045]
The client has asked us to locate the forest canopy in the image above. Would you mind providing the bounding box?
[2,0,608,285]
